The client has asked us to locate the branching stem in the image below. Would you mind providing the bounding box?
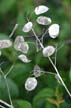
[32,28,71,98]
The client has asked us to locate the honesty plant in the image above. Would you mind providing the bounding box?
[0,4,71,108]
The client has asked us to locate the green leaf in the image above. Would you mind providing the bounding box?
[0,75,19,101]
[9,63,33,85]
[33,88,54,108]
[61,101,71,108]
[0,34,9,39]
[13,100,32,108]
[0,0,15,14]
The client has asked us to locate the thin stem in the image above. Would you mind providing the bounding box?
[9,24,18,38]
[40,71,56,76]
[32,28,44,49]
[41,29,48,44]
[5,65,14,77]
[54,45,58,66]
[48,56,71,97]
[32,28,71,98]
[0,68,14,108]
[0,100,12,108]
[0,105,6,108]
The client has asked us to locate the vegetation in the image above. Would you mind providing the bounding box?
[0,0,71,108]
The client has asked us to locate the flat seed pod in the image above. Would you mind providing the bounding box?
[14,36,29,54]
[48,24,59,38]
[18,54,31,63]
[36,16,51,25]
[22,22,33,32]
[25,77,37,91]
[0,40,12,49]
[34,5,49,15]
[33,65,41,77]
[43,46,55,57]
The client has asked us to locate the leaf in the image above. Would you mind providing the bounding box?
[8,63,33,85]
[0,34,8,39]
[0,40,12,49]
[13,100,32,108]
[14,36,29,54]
[0,75,19,101]
[34,5,49,15]
[36,16,51,25]
[25,77,37,91]
[33,88,54,108]
[22,22,33,32]
[48,24,60,38]
[43,46,55,57]
[18,54,31,63]
[0,0,15,14]
[61,101,71,108]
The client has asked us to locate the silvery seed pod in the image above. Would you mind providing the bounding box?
[34,5,49,15]
[18,54,31,63]
[14,36,29,54]
[0,40,12,49]
[36,16,51,25]
[48,24,59,38]
[25,77,37,91]
[33,65,41,77]
[22,22,33,32]
[43,46,55,57]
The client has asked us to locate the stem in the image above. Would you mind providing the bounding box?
[0,105,5,108]
[40,71,56,76]
[32,28,44,49]
[9,24,18,38]
[5,65,14,77]
[0,100,12,108]
[32,29,71,98]
[0,68,14,108]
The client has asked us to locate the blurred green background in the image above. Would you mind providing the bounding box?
[0,0,71,108]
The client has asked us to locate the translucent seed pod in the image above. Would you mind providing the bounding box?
[33,65,41,77]
[48,24,59,38]
[36,16,51,25]
[43,45,55,57]
[34,5,49,15]
[0,40,12,49]
[18,54,31,63]
[14,36,29,54]
[22,22,33,32]
[25,77,37,91]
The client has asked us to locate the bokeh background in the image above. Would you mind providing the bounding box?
[0,0,71,108]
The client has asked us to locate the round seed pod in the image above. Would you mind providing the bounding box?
[25,77,37,91]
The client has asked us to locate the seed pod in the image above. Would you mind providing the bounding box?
[33,65,41,77]
[18,54,31,63]
[43,46,55,57]
[48,24,59,38]
[14,36,29,54]
[0,40,12,49]
[34,5,49,15]
[36,16,51,25]
[25,77,37,91]
[22,22,33,32]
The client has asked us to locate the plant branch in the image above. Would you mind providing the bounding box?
[31,28,71,98]
[0,68,14,108]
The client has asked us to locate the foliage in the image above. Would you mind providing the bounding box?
[0,0,71,108]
